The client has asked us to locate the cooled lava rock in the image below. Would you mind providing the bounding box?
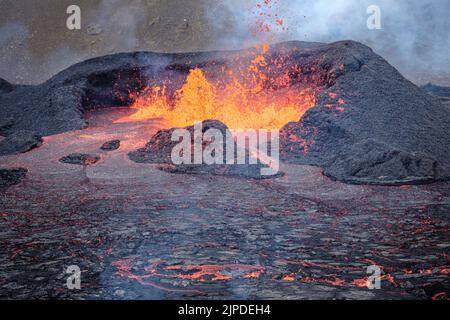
[0,41,355,137]
[422,83,450,105]
[0,168,27,189]
[422,83,450,98]
[1,41,449,184]
[0,130,43,156]
[129,120,278,179]
[322,140,440,185]
[0,78,15,95]
[100,140,121,151]
[59,153,100,166]
[276,42,450,186]
[129,120,229,164]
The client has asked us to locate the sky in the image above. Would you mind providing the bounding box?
[0,0,449,85]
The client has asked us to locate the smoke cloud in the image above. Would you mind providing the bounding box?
[209,0,450,84]
[0,0,449,85]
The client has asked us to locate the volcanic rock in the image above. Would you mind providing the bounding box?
[100,140,121,151]
[129,120,277,179]
[158,163,274,179]
[59,153,100,166]
[0,78,15,95]
[129,120,229,164]
[0,130,43,156]
[0,117,14,135]
[0,168,28,189]
[322,140,441,185]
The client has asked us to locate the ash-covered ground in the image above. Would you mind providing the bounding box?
[0,109,448,300]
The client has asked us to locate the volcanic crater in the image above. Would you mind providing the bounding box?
[1,40,449,185]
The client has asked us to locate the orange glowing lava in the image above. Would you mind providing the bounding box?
[118,45,318,130]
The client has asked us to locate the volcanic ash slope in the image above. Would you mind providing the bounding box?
[280,41,450,185]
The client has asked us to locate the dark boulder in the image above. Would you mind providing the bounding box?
[0,168,28,189]
[129,120,280,179]
[59,153,100,166]
[0,130,43,156]
[129,120,229,164]
[100,140,121,151]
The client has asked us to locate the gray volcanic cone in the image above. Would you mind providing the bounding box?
[279,41,450,185]
[0,40,449,184]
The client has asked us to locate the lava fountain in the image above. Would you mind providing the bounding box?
[116,44,321,130]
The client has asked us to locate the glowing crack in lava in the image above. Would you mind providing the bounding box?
[112,259,264,294]
[118,46,319,130]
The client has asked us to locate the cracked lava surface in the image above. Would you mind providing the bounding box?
[0,108,449,300]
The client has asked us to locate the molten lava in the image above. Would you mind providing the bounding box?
[118,45,319,130]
